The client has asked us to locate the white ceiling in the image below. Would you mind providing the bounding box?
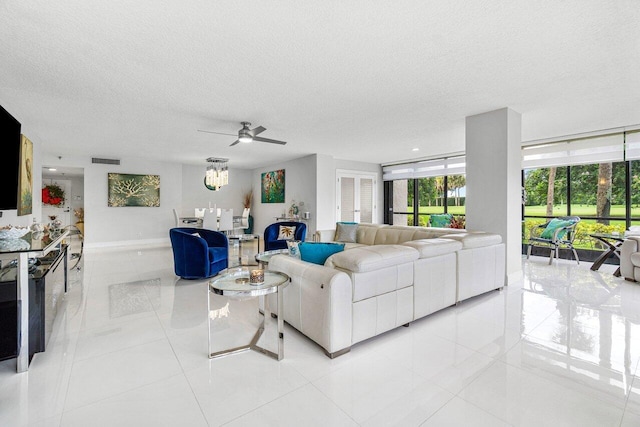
[1,1,639,169]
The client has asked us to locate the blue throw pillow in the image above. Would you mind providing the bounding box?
[540,218,575,240]
[299,242,345,265]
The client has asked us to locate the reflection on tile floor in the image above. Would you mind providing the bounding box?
[1,246,639,426]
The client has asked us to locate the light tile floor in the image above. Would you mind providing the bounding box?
[1,245,639,426]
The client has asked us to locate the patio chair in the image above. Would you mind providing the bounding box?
[526,216,580,265]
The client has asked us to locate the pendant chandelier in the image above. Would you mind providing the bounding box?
[204,157,229,191]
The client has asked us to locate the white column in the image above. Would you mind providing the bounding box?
[465,108,522,285]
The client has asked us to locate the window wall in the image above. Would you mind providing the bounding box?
[524,160,640,251]
[386,175,465,226]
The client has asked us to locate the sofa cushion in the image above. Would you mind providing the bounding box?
[402,238,463,258]
[540,218,574,239]
[335,222,358,243]
[429,213,453,227]
[373,227,419,245]
[441,232,502,249]
[326,244,419,272]
[299,242,345,265]
[356,224,386,245]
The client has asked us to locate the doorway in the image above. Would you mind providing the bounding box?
[41,166,84,229]
[336,170,377,223]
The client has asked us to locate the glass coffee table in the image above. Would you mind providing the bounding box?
[227,234,260,266]
[208,268,289,360]
[255,249,289,268]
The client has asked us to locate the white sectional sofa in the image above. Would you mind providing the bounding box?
[269,223,505,358]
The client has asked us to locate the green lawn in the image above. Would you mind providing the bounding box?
[402,206,466,215]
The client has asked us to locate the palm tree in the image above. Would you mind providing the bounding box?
[546,167,556,217]
[434,177,445,206]
[448,175,466,206]
[596,163,612,224]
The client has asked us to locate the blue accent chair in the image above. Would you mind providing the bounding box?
[263,221,307,251]
[170,227,229,279]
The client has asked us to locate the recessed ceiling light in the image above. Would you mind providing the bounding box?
[48,168,57,171]
[412,148,419,152]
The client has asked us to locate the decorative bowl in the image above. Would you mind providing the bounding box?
[0,238,30,251]
[0,227,30,240]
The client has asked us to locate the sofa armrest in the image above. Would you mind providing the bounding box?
[620,237,640,280]
[270,255,353,354]
[314,229,336,242]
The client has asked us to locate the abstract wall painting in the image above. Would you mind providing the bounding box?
[108,173,160,207]
[261,169,285,203]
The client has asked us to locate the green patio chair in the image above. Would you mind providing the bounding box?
[526,216,580,265]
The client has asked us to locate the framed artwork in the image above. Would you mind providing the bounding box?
[17,135,33,216]
[108,173,160,207]
[261,169,285,203]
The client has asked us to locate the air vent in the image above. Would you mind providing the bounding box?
[92,157,120,165]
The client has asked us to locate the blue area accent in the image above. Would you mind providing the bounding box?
[263,221,307,251]
[169,227,229,279]
[299,242,345,265]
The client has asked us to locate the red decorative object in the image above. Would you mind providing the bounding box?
[42,183,65,207]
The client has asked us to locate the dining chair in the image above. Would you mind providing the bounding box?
[202,208,218,231]
[218,209,234,234]
[173,209,180,227]
[194,208,206,218]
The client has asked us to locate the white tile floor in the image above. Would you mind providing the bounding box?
[1,245,640,426]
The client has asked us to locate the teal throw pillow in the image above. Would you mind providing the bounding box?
[299,242,345,265]
[540,219,575,240]
[430,213,453,228]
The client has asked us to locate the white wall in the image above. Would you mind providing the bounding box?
[316,154,336,231]
[33,152,382,248]
[250,154,383,240]
[252,155,317,238]
[181,165,252,218]
[42,154,182,248]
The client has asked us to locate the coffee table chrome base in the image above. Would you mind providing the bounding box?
[208,291,284,361]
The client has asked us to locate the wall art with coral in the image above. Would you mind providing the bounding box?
[108,173,160,207]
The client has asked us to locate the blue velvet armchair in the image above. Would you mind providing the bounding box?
[263,221,307,251]
[170,227,229,279]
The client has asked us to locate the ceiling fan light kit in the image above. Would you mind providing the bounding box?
[198,121,287,146]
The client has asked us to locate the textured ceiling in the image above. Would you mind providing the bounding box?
[1,1,639,169]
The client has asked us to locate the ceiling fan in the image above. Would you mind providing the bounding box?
[198,122,287,146]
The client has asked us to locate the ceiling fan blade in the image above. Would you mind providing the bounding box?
[197,129,237,137]
[253,136,287,145]
[230,140,241,146]
[249,126,266,137]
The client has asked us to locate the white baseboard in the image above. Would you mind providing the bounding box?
[85,238,171,251]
